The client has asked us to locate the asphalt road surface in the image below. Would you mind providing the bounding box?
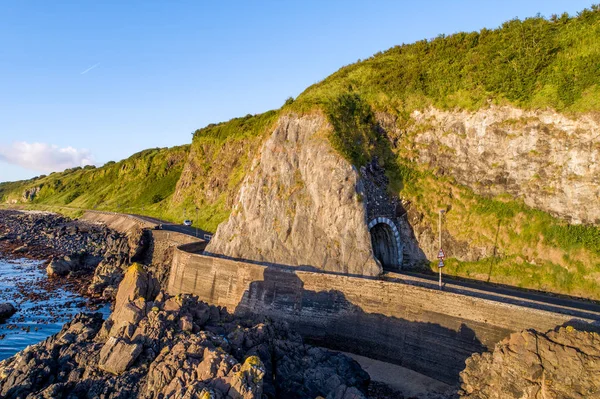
[128,213,213,241]
[387,271,600,321]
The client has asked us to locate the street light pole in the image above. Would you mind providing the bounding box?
[195,207,199,238]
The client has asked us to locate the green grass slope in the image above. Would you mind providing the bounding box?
[165,111,280,231]
[285,7,600,299]
[0,146,189,222]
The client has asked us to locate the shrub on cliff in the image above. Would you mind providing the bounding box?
[325,93,382,167]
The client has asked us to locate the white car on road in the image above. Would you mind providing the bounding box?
[183,220,192,226]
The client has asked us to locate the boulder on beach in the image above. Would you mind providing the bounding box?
[0,303,16,321]
[46,256,76,277]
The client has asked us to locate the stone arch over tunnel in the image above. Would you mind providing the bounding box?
[368,217,403,271]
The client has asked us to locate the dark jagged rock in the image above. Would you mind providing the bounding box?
[88,227,150,299]
[0,210,109,263]
[0,303,16,321]
[460,326,600,399]
[0,266,370,399]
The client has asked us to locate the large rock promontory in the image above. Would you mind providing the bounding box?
[206,114,381,277]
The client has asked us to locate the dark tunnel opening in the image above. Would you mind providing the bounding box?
[369,222,399,271]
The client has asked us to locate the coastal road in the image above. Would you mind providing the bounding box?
[95,209,600,321]
[83,210,213,241]
[129,213,212,240]
[387,270,600,321]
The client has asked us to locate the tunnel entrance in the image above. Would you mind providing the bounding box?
[368,217,402,271]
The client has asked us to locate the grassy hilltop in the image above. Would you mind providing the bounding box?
[293,5,600,115]
[2,6,600,298]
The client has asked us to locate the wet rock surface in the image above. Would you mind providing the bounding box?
[0,302,16,321]
[0,210,145,360]
[460,326,600,398]
[0,265,371,399]
[0,256,110,360]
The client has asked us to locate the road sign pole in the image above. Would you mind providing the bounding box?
[439,210,442,251]
[438,210,445,290]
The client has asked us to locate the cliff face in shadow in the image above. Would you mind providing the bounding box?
[205,114,382,277]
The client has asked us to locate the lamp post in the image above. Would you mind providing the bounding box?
[195,207,199,237]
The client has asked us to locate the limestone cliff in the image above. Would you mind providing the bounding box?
[205,114,382,277]
[408,106,600,225]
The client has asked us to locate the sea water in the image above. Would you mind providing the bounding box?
[0,257,110,360]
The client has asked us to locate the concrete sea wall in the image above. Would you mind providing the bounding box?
[167,243,592,384]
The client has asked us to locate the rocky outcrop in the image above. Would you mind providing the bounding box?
[460,326,600,398]
[206,114,381,277]
[0,303,16,321]
[88,227,150,299]
[0,264,370,399]
[98,336,143,375]
[408,106,600,225]
[21,186,41,202]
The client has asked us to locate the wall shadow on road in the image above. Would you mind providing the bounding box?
[232,266,486,385]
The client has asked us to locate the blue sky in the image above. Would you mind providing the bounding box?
[0,0,594,182]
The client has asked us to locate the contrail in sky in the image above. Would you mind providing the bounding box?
[80,63,100,75]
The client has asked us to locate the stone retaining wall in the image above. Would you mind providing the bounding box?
[167,246,591,384]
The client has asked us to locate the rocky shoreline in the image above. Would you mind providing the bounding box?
[0,210,107,263]
[0,264,376,399]
[0,209,149,303]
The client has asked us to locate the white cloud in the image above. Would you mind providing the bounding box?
[0,141,96,173]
